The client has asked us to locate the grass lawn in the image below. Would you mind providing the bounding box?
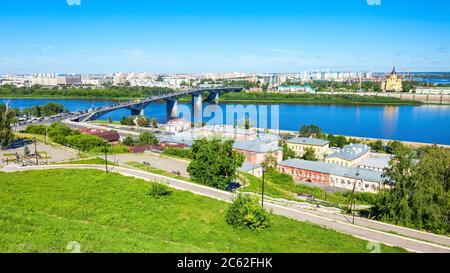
[56,157,117,166]
[90,120,121,125]
[0,169,405,253]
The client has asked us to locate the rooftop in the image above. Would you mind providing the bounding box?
[239,162,262,172]
[358,153,393,169]
[326,143,371,161]
[279,158,384,183]
[233,140,282,153]
[287,137,330,146]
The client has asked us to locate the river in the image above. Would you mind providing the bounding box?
[2,98,450,145]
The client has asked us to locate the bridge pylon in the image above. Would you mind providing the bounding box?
[166,99,178,120]
[192,94,203,125]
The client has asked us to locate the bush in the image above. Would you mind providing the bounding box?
[24,124,47,135]
[162,147,193,159]
[136,132,159,146]
[90,144,130,154]
[122,135,135,146]
[225,194,272,231]
[65,134,108,152]
[148,181,171,198]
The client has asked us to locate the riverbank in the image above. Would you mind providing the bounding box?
[3,94,422,106]
[217,92,423,106]
[268,127,450,148]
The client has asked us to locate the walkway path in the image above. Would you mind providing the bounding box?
[2,164,450,253]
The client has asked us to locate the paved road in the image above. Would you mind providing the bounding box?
[113,153,190,178]
[3,164,450,253]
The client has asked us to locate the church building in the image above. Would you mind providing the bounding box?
[381,67,403,92]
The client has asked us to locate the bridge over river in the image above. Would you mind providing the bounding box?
[72,86,244,122]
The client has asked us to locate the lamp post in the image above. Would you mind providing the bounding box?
[261,165,266,208]
[33,138,39,165]
[104,142,108,173]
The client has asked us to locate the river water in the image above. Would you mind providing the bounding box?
[2,98,450,145]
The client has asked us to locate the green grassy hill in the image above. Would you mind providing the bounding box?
[0,169,405,253]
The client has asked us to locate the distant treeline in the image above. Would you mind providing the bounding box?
[0,85,175,99]
[220,92,422,105]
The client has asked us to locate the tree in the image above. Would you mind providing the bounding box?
[120,116,135,126]
[187,138,245,190]
[326,134,348,148]
[371,146,450,234]
[301,147,317,161]
[122,135,135,146]
[136,115,151,127]
[225,194,272,231]
[299,124,322,137]
[262,152,278,170]
[65,134,108,152]
[0,104,15,148]
[369,140,385,153]
[42,102,65,117]
[151,118,158,128]
[386,140,404,154]
[136,132,158,146]
[282,142,297,160]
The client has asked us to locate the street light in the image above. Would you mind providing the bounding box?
[104,142,108,173]
[261,165,266,208]
[33,138,39,165]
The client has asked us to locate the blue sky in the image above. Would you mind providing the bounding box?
[0,0,449,74]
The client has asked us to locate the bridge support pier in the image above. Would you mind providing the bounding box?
[131,108,145,116]
[192,94,203,125]
[166,99,178,120]
[207,91,220,103]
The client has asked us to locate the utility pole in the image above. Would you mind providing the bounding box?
[261,166,266,208]
[348,169,361,224]
[104,143,108,173]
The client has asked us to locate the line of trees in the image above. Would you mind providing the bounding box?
[24,123,129,153]
[120,115,158,128]
[0,85,175,99]
[121,132,159,147]
[220,92,421,105]
[21,102,67,118]
[297,124,408,154]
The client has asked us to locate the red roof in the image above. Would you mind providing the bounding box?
[130,145,162,153]
[79,128,120,142]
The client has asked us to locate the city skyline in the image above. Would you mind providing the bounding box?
[0,0,449,74]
